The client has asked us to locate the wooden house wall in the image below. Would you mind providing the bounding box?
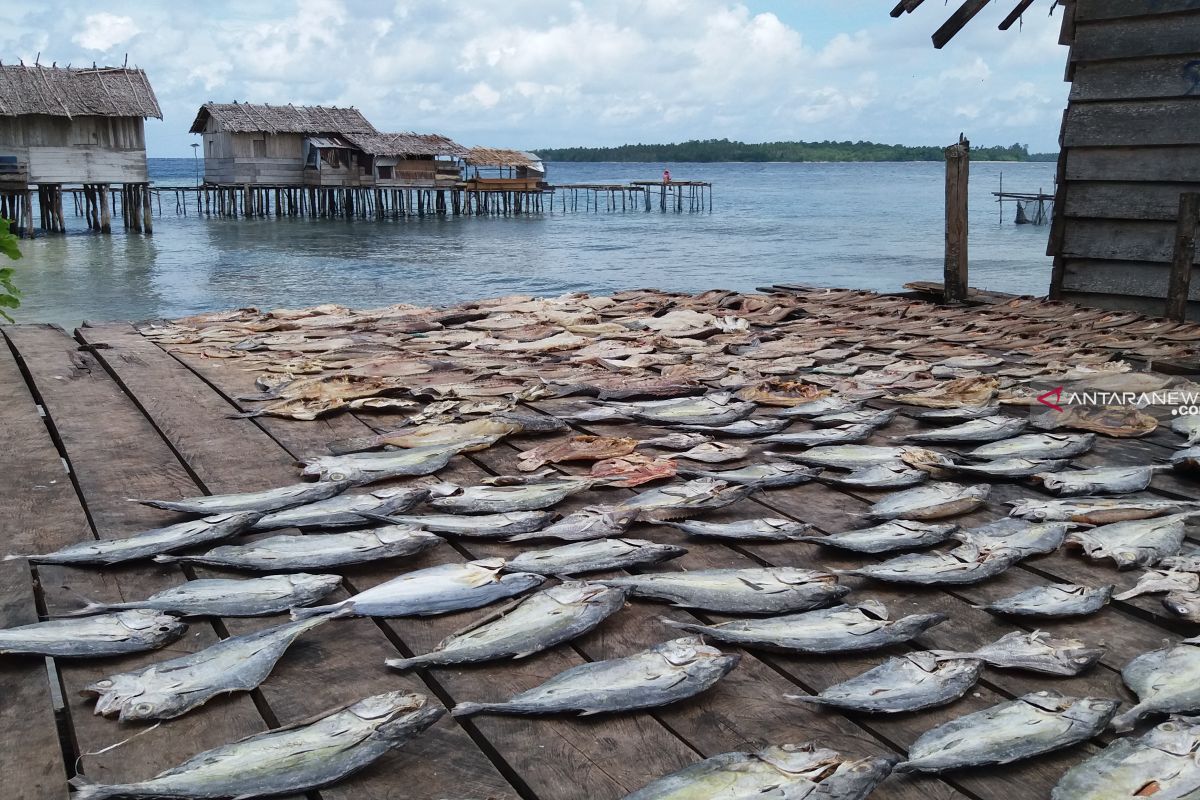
[1051,0,1200,317]
[0,115,148,183]
[201,131,307,185]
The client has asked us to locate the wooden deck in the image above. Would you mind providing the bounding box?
[1,293,1198,799]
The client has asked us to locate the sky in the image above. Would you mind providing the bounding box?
[6,1,1071,157]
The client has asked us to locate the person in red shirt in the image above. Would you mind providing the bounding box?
[663,168,671,183]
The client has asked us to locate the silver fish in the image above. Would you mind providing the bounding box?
[1065,512,1197,568]
[132,480,351,515]
[905,416,1027,443]
[1173,446,1200,472]
[774,397,864,418]
[66,574,343,617]
[660,518,813,541]
[292,558,544,619]
[677,462,821,488]
[951,518,1070,557]
[431,479,595,513]
[69,691,444,800]
[663,599,945,654]
[452,637,738,718]
[299,438,489,484]
[915,404,1001,422]
[1174,414,1200,446]
[506,538,687,576]
[810,407,897,428]
[1037,464,1169,496]
[762,423,876,447]
[789,652,982,714]
[674,441,749,463]
[967,432,1095,460]
[896,691,1119,773]
[628,395,755,426]
[636,432,712,450]
[1008,497,1200,525]
[934,630,1105,676]
[868,482,989,520]
[84,615,332,722]
[253,486,429,530]
[507,506,638,542]
[157,526,442,571]
[0,609,186,658]
[1113,568,1199,600]
[6,512,263,566]
[676,418,791,437]
[1162,553,1200,572]
[1052,715,1200,800]
[615,479,756,522]
[365,510,554,537]
[784,444,942,470]
[838,544,1020,585]
[598,567,847,614]
[818,462,929,489]
[798,521,957,554]
[622,743,896,800]
[1113,639,1200,732]
[1165,591,1200,621]
[385,582,627,670]
[944,457,1070,479]
[980,583,1113,618]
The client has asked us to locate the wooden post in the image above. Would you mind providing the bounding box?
[943,134,970,303]
[99,184,111,233]
[142,183,153,234]
[1166,192,1200,322]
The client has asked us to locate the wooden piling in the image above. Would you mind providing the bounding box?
[99,184,111,233]
[1166,192,1200,322]
[943,134,970,303]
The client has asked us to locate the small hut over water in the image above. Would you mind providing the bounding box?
[342,132,467,186]
[189,102,377,187]
[0,62,161,234]
[463,148,547,191]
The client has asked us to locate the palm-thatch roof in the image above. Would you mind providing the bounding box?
[343,132,468,158]
[189,102,376,135]
[0,64,161,119]
[464,147,542,168]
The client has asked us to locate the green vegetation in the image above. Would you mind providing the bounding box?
[536,139,1058,163]
[0,218,21,323]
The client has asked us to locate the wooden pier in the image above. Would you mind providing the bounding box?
[2,285,1199,799]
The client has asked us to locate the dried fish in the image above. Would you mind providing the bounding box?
[366,511,554,538]
[789,652,982,714]
[1114,568,1200,600]
[676,462,820,488]
[508,506,637,542]
[774,396,864,418]
[300,438,489,484]
[1052,715,1200,800]
[431,479,595,513]
[133,480,351,515]
[892,376,999,408]
[1032,406,1158,438]
[1173,446,1200,472]
[838,544,1019,585]
[818,462,930,489]
[615,479,756,522]
[934,630,1105,676]
[622,743,895,800]
[896,691,1118,773]
[625,393,756,426]
[735,380,829,406]
[253,486,429,530]
[762,423,876,447]
[1173,414,1200,446]
[518,435,638,471]
[7,512,263,566]
[967,432,1095,460]
[1008,497,1200,525]
[67,574,343,617]
[951,518,1070,558]
[867,482,989,520]
[590,454,677,487]
[1164,591,1200,621]
[292,558,544,619]
[785,444,944,471]
[798,521,957,553]
[159,527,442,571]
[636,432,712,450]
[85,615,332,721]
[980,584,1113,618]
[944,457,1069,479]
[1036,464,1168,496]
[325,417,528,455]
[386,583,627,670]
[506,538,687,576]
[1112,638,1200,732]
[660,518,812,541]
[809,407,896,428]
[598,567,846,613]
[904,416,1027,443]
[915,404,1001,422]
[0,609,187,658]
[452,637,738,717]
[69,691,444,800]
[1065,512,1197,568]
[674,441,750,463]
[663,599,945,654]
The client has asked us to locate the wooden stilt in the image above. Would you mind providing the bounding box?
[943,134,970,304]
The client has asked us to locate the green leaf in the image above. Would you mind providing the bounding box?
[0,309,12,323]
[0,294,19,309]
[0,237,20,260]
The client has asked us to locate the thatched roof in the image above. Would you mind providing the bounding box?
[343,132,468,158]
[190,102,376,135]
[0,64,161,119]
[464,147,541,168]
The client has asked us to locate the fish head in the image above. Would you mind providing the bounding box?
[1143,717,1200,756]
[776,568,837,587]
[653,637,725,665]
[118,691,193,723]
[1035,633,1106,673]
[352,691,430,721]
[757,743,842,776]
[116,610,188,638]
[83,674,145,717]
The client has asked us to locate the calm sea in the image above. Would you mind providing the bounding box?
[9,158,1056,328]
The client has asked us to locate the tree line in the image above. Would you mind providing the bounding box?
[534,139,1057,163]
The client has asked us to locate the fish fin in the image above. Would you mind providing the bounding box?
[356,512,401,525]
[68,776,115,800]
[783,694,821,704]
[1109,706,1145,733]
[384,656,423,671]
[326,436,381,455]
[451,702,489,718]
[890,761,917,774]
[290,602,351,621]
[658,616,705,634]
[576,708,607,717]
[510,650,539,660]
[54,600,114,617]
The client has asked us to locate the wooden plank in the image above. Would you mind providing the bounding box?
[932,0,992,49]
[1059,258,1198,299]
[1060,287,1200,317]
[1071,11,1200,61]
[1167,191,1200,319]
[1074,0,1200,22]
[1064,181,1200,221]
[999,0,1035,30]
[0,339,71,800]
[1063,99,1200,147]
[1066,145,1200,182]
[1061,217,1200,263]
[1070,55,1200,101]
[74,323,521,800]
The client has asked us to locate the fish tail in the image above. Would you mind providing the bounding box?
[56,601,115,617]
[783,693,822,705]
[890,760,918,774]
[291,602,352,621]
[1,554,27,561]
[68,776,118,800]
[326,436,378,455]
[1109,705,1145,733]
[657,616,708,635]
[384,655,427,671]
[450,701,493,718]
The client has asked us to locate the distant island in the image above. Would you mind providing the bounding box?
[535,139,1058,163]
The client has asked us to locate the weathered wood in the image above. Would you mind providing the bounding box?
[998,0,1035,30]
[1167,191,1200,319]
[1064,180,1200,220]
[932,0,992,48]
[1072,12,1200,61]
[944,136,969,302]
[1062,217,1200,263]
[1071,55,1200,101]
[1060,258,1192,298]
[1067,145,1200,182]
[1074,0,1200,23]
[1064,99,1200,148]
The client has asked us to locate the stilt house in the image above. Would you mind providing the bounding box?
[341,132,468,186]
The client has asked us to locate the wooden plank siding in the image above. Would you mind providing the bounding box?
[1051,0,1200,318]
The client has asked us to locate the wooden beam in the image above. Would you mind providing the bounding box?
[999,0,1036,30]
[933,0,992,48]
[890,0,926,17]
[944,135,970,303]
[1166,192,1200,321]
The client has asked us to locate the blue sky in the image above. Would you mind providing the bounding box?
[7,1,1070,156]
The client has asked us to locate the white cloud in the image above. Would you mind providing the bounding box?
[71,12,141,51]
